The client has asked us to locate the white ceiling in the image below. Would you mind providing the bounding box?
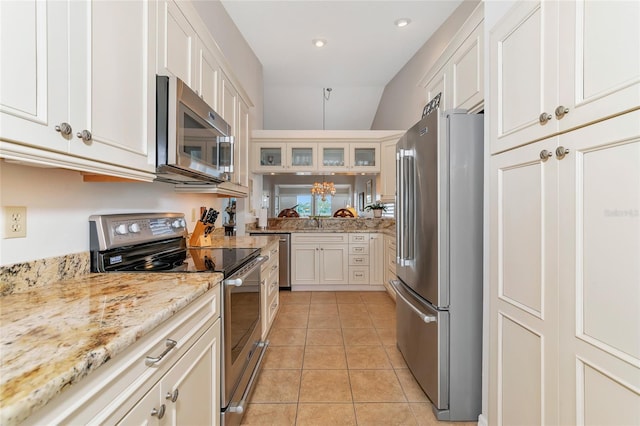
[220,0,462,130]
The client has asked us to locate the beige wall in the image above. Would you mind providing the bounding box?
[371,0,481,131]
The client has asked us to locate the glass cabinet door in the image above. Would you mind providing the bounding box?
[350,144,380,172]
[288,143,317,170]
[255,143,286,171]
[318,144,348,171]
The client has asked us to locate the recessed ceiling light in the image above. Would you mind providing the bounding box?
[394,18,411,28]
[312,39,327,48]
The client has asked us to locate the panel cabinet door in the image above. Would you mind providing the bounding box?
[556,1,640,134]
[197,38,221,112]
[69,0,156,173]
[490,0,559,154]
[319,244,348,285]
[425,71,448,113]
[557,111,640,425]
[450,21,483,112]
[157,0,196,88]
[162,322,220,426]
[489,138,560,425]
[116,383,161,426]
[368,233,384,286]
[0,0,70,154]
[377,138,398,202]
[237,99,250,186]
[291,245,319,285]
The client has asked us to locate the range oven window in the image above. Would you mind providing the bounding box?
[229,283,260,363]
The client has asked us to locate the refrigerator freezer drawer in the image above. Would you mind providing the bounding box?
[392,280,449,410]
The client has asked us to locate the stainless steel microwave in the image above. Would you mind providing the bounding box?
[156,75,233,185]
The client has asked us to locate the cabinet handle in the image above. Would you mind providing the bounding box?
[555,105,569,119]
[151,404,166,419]
[55,122,72,136]
[539,112,553,124]
[145,339,177,365]
[539,150,553,161]
[166,388,179,403]
[76,129,92,142]
[555,146,570,160]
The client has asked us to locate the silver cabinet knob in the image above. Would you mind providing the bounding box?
[76,130,92,142]
[539,150,553,161]
[151,404,166,419]
[555,105,569,119]
[539,112,553,124]
[166,388,179,403]
[55,122,72,136]
[555,146,570,160]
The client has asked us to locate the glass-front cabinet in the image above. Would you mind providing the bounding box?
[318,143,380,172]
[254,142,317,172]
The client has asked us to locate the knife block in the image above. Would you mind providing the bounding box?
[189,221,215,247]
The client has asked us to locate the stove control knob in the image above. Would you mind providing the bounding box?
[172,219,185,229]
[128,223,141,233]
[114,224,128,235]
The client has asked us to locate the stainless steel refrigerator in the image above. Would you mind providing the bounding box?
[391,107,483,421]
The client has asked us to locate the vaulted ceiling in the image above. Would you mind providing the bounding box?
[220,0,462,130]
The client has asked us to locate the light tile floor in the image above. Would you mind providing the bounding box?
[241,291,478,426]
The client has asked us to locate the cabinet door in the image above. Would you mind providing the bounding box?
[368,234,384,286]
[450,21,483,112]
[489,138,560,425]
[425,71,448,112]
[490,0,559,154]
[288,143,317,171]
[116,383,162,426]
[158,0,196,88]
[557,1,640,133]
[237,99,250,186]
[0,0,70,154]
[319,244,348,285]
[291,244,319,285]
[350,143,380,172]
[557,111,640,425]
[197,39,220,112]
[162,322,220,426]
[69,0,156,173]
[377,139,397,202]
[318,143,349,172]
[254,142,287,172]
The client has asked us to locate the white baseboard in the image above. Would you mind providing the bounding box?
[291,285,386,292]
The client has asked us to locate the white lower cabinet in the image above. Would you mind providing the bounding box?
[489,111,640,425]
[383,234,397,299]
[291,233,348,286]
[368,233,384,286]
[24,287,221,426]
[260,240,280,339]
[117,321,221,426]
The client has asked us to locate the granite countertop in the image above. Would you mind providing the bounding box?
[197,234,280,249]
[246,218,396,237]
[0,272,222,425]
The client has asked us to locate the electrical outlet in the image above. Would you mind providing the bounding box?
[3,206,27,238]
[191,208,197,222]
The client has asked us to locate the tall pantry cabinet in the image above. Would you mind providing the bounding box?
[488,1,640,425]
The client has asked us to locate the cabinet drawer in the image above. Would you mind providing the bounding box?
[349,244,369,255]
[349,233,368,243]
[349,255,369,266]
[292,233,347,244]
[349,267,370,284]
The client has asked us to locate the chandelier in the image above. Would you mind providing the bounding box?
[311,180,336,201]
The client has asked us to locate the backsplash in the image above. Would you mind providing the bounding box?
[0,253,89,296]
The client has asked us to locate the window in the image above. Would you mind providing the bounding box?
[274,184,351,217]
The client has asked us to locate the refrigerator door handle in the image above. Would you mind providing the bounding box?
[390,280,436,323]
[397,149,415,266]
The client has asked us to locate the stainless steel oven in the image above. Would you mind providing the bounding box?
[221,256,268,425]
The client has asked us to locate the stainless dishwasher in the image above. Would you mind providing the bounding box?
[250,232,290,289]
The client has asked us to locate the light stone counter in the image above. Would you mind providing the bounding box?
[0,272,223,425]
[246,218,396,237]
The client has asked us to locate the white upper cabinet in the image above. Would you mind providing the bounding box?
[422,3,484,114]
[490,0,640,153]
[157,0,196,89]
[317,143,380,173]
[0,0,157,180]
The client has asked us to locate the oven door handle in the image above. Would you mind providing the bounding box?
[223,256,267,287]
